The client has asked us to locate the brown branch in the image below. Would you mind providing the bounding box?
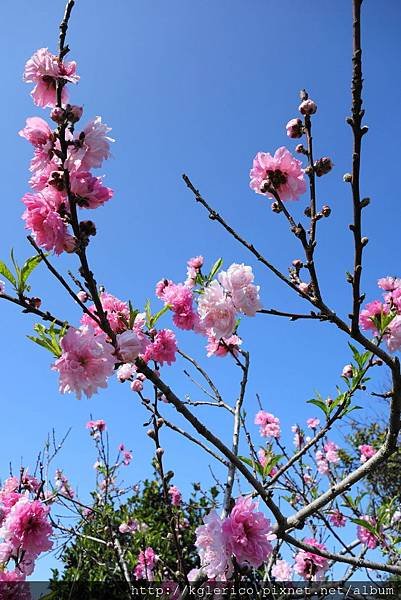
[259,308,327,321]
[0,292,66,328]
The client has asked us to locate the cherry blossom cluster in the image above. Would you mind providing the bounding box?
[156,259,261,357]
[194,496,275,580]
[0,473,52,582]
[20,48,113,255]
[359,276,401,352]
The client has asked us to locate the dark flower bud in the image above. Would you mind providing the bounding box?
[299,99,317,115]
[321,205,331,217]
[314,157,333,177]
[286,118,303,139]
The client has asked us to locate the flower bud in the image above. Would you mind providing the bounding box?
[299,99,317,115]
[157,418,165,428]
[295,143,307,154]
[298,282,310,294]
[343,173,352,183]
[321,205,331,217]
[292,259,303,269]
[30,297,42,309]
[314,157,333,177]
[130,379,143,393]
[50,107,66,123]
[286,118,303,139]
[342,364,353,378]
[146,429,156,439]
[271,201,282,213]
[77,290,89,303]
[156,447,164,457]
[67,105,83,123]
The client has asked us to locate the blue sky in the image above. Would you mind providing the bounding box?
[0,0,400,580]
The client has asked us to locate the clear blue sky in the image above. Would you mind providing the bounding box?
[0,0,400,580]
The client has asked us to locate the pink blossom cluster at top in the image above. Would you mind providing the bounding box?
[360,276,401,352]
[195,496,275,579]
[329,509,346,528]
[20,49,114,255]
[249,147,306,201]
[156,260,261,357]
[0,477,53,581]
[254,410,281,439]
[168,485,182,506]
[133,547,158,580]
[294,538,329,580]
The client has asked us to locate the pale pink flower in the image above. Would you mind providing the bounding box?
[206,334,242,358]
[377,276,401,291]
[197,281,237,339]
[298,282,310,294]
[385,315,401,352]
[86,419,107,432]
[119,520,138,534]
[66,117,113,171]
[342,364,353,378]
[81,292,130,335]
[122,450,133,466]
[22,188,73,255]
[168,485,182,506]
[385,288,401,312]
[329,510,346,527]
[155,279,173,299]
[144,329,177,366]
[70,171,113,209]
[23,48,79,108]
[0,497,52,557]
[232,284,261,316]
[359,300,387,332]
[249,147,306,201]
[218,263,254,292]
[292,424,303,449]
[222,496,275,569]
[254,411,281,439]
[315,450,329,475]
[53,326,115,399]
[29,158,59,191]
[357,516,379,549]
[19,116,52,147]
[55,470,74,499]
[272,559,292,580]
[162,283,198,330]
[286,118,303,139]
[117,330,143,362]
[294,538,328,580]
[257,449,278,476]
[306,417,320,429]
[195,510,233,580]
[77,291,89,303]
[134,547,157,581]
[359,444,377,463]
[117,362,135,382]
[187,256,204,269]
[324,441,340,464]
[131,378,143,392]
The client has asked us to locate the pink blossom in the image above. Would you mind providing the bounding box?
[117,362,135,382]
[19,117,52,147]
[168,485,182,506]
[134,547,157,581]
[249,147,306,201]
[155,279,173,300]
[0,498,52,557]
[385,315,401,352]
[286,118,303,139]
[206,334,242,358]
[144,329,177,366]
[232,284,261,316]
[55,469,74,499]
[195,510,233,580]
[162,283,198,330]
[298,282,310,294]
[218,263,254,292]
[342,364,353,378]
[357,516,379,549]
[257,449,278,476]
[187,256,204,269]
[66,117,113,171]
[294,538,329,580]
[86,419,107,432]
[222,496,275,569]
[299,99,317,115]
[29,158,59,191]
[315,451,329,475]
[119,520,138,534]
[70,171,113,209]
[122,450,133,466]
[81,292,130,335]
[272,559,292,580]
[378,276,401,291]
[329,510,346,527]
[117,330,143,362]
[77,291,89,303]
[22,188,73,255]
[53,326,115,399]
[254,411,281,439]
[359,300,387,332]
[385,288,401,313]
[23,48,79,108]
[131,378,144,392]
[359,444,377,463]
[324,441,340,464]
[197,281,237,339]
[307,417,320,429]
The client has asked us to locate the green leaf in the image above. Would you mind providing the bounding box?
[20,255,44,290]
[150,304,170,328]
[263,454,283,477]
[351,518,378,536]
[208,258,223,280]
[144,299,152,328]
[128,300,139,329]
[307,398,329,416]
[0,261,16,288]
